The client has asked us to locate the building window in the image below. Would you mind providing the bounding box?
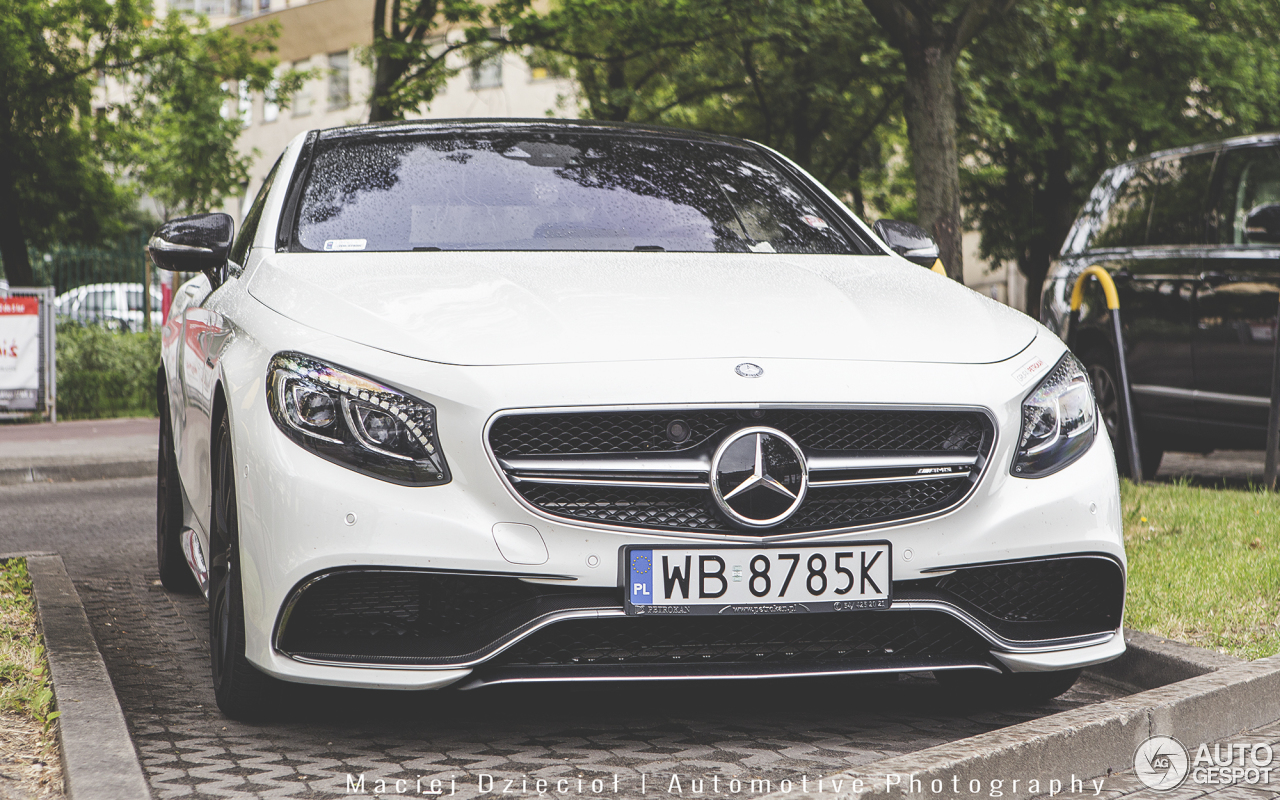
[469,51,502,90]
[327,51,350,110]
[292,59,312,116]
[259,0,269,10]
[238,79,252,127]
[262,78,280,123]
[236,0,252,16]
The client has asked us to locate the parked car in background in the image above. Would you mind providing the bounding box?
[54,282,164,331]
[1043,133,1280,478]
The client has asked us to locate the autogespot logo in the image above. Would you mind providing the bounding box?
[1134,735,1190,791]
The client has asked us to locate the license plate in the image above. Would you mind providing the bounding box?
[623,543,891,615]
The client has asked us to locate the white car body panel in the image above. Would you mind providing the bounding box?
[159,124,1126,694]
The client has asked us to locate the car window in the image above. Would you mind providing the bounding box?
[83,290,104,314]
[1213,145,1280,246]
[231,154,283,266]
[1091,163,1158,249]
[127,289,144,312]
[293,132,862,254]
[1146,151,1216,246]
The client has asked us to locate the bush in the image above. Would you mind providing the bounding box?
[56,322,160,419]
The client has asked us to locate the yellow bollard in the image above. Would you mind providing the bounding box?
[1066,266,1143,482]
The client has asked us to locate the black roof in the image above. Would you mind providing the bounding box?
[314,117,755,149]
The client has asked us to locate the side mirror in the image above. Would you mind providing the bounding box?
[147,213,234,288]
[1244,203,1280,245]
[873,219,941,268]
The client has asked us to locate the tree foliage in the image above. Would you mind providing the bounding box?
[367,0,487,121]
[963,0,1280,314]
[111,19,304,220]
[0,0,291,285]
[0,0,149,286]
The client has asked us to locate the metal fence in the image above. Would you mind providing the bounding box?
[23,232,164,333]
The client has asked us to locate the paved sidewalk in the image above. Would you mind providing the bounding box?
[1034,719,1280,799]
[0,418,157,483]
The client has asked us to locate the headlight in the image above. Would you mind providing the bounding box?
[1011,353,1097,478]
[266,352,449,486]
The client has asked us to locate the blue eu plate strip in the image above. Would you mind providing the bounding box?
[629,550,653,605]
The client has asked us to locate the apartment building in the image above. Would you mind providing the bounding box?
[153,0,575,210]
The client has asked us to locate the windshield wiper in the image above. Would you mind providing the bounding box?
[633,245,665,252]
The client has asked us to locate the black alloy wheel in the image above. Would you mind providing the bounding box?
[936,667,1083,705]
[1079,347,1163,480]
[157,379,196,592]
[209,414,276,719]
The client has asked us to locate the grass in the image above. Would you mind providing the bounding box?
[1123,479,1280,659]
[0,560,59,729]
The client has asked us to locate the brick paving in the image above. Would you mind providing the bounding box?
[0,476,1127,799]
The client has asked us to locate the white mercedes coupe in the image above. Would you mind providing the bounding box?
[148,120,1125,719]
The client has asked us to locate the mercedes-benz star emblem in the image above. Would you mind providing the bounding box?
[735,363,764,378]
[710,427,807,528]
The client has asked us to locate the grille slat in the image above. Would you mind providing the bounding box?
[491,407,992,534]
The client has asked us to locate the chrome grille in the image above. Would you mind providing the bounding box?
[490,407,994,535]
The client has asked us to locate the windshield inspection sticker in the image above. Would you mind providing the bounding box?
[802,214,829,230]
[1012,356,1049,386]
[323,239,367,252]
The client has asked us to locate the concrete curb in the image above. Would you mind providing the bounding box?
[25,555,151,800]
[766,631,1276,800]
[0,459,155,486]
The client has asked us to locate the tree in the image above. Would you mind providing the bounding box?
[367,0,486,122]
[0,0,150,286]
[963,0,1280,315]
[494,0,911,219]
[0,0,295,285]
[859,0,1018,282]
[493,0,740,123]
[111,19,304,220]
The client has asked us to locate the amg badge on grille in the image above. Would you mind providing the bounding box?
[710,427,808,528]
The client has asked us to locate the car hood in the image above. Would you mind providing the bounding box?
[246,252,1038,366]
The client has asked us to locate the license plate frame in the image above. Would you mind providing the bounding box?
[620,542,892,616]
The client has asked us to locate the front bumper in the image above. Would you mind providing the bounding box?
[216,329,1125,689]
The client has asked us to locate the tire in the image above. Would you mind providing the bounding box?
[157,380,196,592]
[1079,346,1163,480]
[209,414,277,720]
[936,668,1082,706]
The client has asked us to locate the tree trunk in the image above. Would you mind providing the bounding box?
[0,150,34,287]
[369,0,400,123]
[900,43,963,283]
[1022,145,1074,319]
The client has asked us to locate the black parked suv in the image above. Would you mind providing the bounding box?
[1042,134,1280,477]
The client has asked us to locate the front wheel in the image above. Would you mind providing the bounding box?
[209,414,277,719]
[1079,346,1163,480]
[936,668,1082,706]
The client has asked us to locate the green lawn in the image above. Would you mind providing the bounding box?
[1123,479,1280,659]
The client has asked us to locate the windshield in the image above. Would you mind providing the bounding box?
[293,131,863,254]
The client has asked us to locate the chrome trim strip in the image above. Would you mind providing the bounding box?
[1130,383,1270,408]
[500,454,710,474]
[513,475,709,489]
[810,472,971,489]
[806,453,979,472]
[286,608,626,671]
[148,235,213,254]
[277,590,1112,671]
[459,661,1001,689]
[482,403,998,544]
[180,527,210,599]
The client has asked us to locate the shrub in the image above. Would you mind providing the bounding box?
[56,323,160,419]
